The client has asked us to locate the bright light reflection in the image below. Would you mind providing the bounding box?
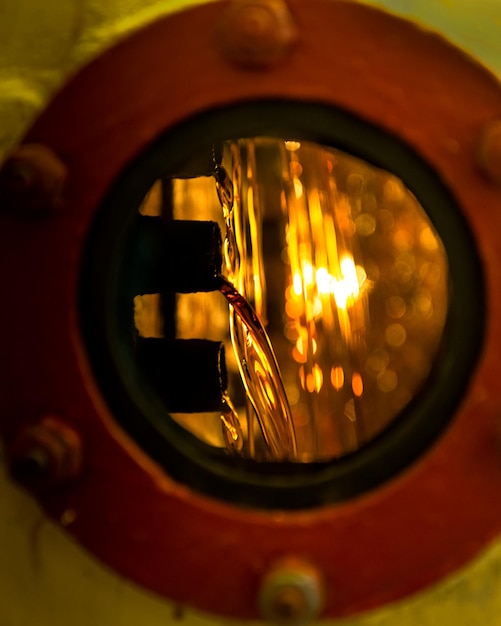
[331,366,345,390]
[162,137,450,463]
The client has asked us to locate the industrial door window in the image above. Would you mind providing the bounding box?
[80,102,482,509]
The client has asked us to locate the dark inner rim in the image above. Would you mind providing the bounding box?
[80,100,485,510]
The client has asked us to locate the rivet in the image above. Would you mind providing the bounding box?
[0,143,68,216]
[60,509,78,527]
[218,0,297,68]
[9,415,83,491]
[477,120,501,185]
[259,559,325,626]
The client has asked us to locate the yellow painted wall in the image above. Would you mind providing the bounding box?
[1,1,501,625]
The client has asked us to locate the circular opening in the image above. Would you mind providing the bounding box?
[80,101,484,508]
[135,139,449,462]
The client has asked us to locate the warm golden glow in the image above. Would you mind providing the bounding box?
[331,365,345,390]
[134,294,164,338]
[135,137,449,462]
[351,372,364,398]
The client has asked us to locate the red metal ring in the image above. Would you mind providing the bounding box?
[2,0,501,619]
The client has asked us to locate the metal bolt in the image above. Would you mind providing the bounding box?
[0,143,67,216]
[477,120,501,185]
[9,415,83,491]
[218,0,297,68]
[259,559,325,626]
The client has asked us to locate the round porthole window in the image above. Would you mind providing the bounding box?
[5,0,499,616]
[81,102,483,508]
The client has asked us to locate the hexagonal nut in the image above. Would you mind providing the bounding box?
[259,559,325,626]
[218,0,298,68]
[8,415,83,491]
[0,143,67,216]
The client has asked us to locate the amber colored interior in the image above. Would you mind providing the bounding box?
[135,139,449,462]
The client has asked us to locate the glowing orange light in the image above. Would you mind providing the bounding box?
[292,346,307,364]
[331,366,345,390]
[315,365,324,392]
[352,372,364,397]
[305,364,323,393]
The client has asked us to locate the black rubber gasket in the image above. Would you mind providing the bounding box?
[80,100,485,510]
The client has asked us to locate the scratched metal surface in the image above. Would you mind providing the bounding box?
[0,1,500,624]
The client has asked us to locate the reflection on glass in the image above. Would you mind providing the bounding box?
[133,139,449,462]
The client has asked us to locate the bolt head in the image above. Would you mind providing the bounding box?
[218,0,297,68]
[9,415,82,491]
[259,559,325,626]
[0,143,67,216]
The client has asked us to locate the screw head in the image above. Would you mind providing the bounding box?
[258,559,325,626]
[218,0,297,68]
[9,415,83,491]
[0,143,67,216]
[477,120,501,185]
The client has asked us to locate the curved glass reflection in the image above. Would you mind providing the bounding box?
[135,139,449,462]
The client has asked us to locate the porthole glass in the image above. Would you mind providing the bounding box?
[134,138,449,462]
[81,102,483,508]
